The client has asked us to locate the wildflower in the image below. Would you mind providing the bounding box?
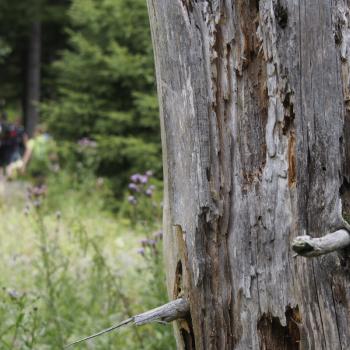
[7,289,21,299]
[140,239,149,247]
[29,185,47,198]
[148,239,157,247]
[137,248,145,256]
[128,183,139,192]
[130,173,141,183]
[153,231,163,241]
[139,175,148,184]
[145,170,153,177]
[130,173,148,184]
[128,195,137,205]
[145,188,153,197]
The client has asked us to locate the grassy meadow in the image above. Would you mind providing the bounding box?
[0,173,175,349]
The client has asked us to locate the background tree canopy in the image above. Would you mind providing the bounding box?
[0,0,161,198]
[0,0,69,108]
[42,0,161,194]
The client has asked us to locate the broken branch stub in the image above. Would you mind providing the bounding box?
[134,297,190,325]
[65,298,189,348]
[292,229,350,257]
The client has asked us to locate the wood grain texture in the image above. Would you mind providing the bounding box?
[147,0,350,348]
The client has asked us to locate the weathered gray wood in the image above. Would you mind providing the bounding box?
[292,230,350,257]
[65,298,189,348]
[147,0,350,349]
[134,297,189,325]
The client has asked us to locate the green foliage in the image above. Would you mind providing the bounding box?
[41,0,161,194]
[0,175,175,349]
[0,0,69,109]
[0,38,11,64]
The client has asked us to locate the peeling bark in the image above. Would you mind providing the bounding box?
[147,0,350,349]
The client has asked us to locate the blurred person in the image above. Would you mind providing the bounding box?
[0,111,10,175]
[4,118,28,179]
[21,125,55,184]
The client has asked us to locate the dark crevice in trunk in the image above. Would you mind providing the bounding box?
[257,306,301,350]
[274,0,288,29]
[340,177,350,224]
[330,279,344,350]
[174,260,183,298]
[179,313,196,350]
[235,0,267,189]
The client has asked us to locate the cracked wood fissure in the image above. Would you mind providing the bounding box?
[147,0,350,349]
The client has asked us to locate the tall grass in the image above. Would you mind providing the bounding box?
[0,173,175,349]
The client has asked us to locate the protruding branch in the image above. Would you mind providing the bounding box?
[292,229,350,257]
[134,297,190,325]
[65,298,189,348]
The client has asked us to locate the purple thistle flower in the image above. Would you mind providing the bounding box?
[8,289,21,299]
[140,239,148,247]
[130,173,148,184]
[145,188,153,197]
[148,239,157,247]
[139,175,148,184]
[153,231,163,241]
[29,185,47,198]
[128,183,139,192]
[137,248,145,256]
[130,173,141,183]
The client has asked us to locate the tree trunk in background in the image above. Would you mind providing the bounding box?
[25,21,41,137]
[148,1,350,349]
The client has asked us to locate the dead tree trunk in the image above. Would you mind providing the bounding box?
[25,21,41,138]
[147,0,350,349]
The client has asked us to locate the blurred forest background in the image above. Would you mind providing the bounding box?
[0,0,173,349]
